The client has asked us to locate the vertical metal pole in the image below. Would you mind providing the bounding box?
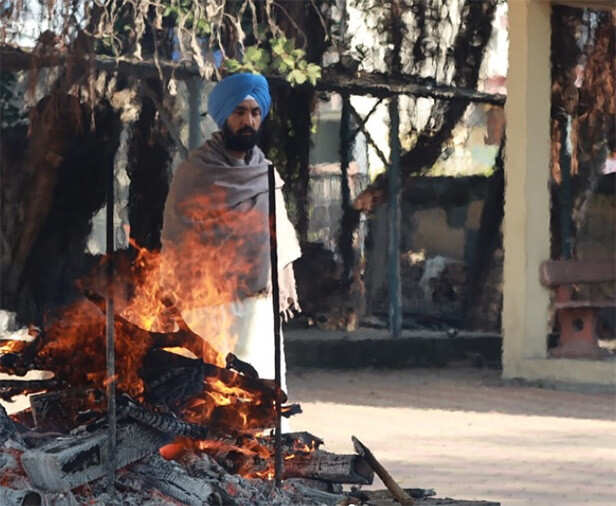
[268,164,283,487]
[105,154,117,496]
[388,96,402,338]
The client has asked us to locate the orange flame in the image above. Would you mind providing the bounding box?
[120,188,268,367]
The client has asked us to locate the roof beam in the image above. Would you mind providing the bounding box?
[0,45,506,106]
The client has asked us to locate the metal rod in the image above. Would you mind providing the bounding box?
[388,96,402,338]
[105,150,117,496]
[268,164,283,487]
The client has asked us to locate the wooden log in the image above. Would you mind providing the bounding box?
[142,348,286,410]
[280,431,324,450]
[178,452,227,480]
[285,481,346,506]
[284,477,342,493]
[0,379,63,402]
[118,395,208,440]
[281,403,302,418]
[282,449,374,484]
[0,333,44,376]
[29,389,104,433]
[1,403,24,445]
[20,422,171,492]
[225,352,258,379]
[130,455,225,506]
[352,435,414,505]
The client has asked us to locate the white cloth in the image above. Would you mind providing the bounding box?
[182,295,291,432]
[182,295,287,390]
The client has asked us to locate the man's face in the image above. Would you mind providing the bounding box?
[222,98,262,152]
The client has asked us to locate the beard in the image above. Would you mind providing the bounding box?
[222,122,261,152]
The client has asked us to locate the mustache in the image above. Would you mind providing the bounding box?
[238,126,257,135]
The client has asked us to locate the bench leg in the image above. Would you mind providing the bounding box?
[551,308,605,358]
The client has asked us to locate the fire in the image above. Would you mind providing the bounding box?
[120,188,268,367]
[2,185,292,480]
[0,340,29,355]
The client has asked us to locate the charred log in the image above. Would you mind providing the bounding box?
[118,394,208,440]
[1,403,25,445]
[20,422,171,492]
[0,488,43,506]
[30,389,104,433]
[143,349,286,406]
[281,449,374,485]
[0,379,63,402]
[130,455,229,506]
[226,352,259,379]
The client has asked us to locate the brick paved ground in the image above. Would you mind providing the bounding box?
[287,367,616,506]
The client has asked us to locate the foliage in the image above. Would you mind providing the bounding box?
[1,1,329,85]
[225,36,321,86]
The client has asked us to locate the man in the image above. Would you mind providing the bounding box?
[161,73,301,392]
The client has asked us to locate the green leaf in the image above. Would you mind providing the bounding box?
[196,19,210,35]
[224,59,242,72]
[284,39,295,53]
[272,41,285,56]
[292,49,305,59]
[306,64,321,85]
[281,54,294,67]
[288,69,307,85]
[244,46,260,62]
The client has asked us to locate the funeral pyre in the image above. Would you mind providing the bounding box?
[0,291,387,506]
[0,190,433,505]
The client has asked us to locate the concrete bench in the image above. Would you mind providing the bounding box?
[540,260,616,358]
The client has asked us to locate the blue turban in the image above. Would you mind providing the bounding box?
[207,73,271,129]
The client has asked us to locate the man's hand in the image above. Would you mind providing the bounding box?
[279,264,301,321]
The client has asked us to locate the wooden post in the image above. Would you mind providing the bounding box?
[339,93,353,281]
[388,96,402,338]
[268,164,283,487]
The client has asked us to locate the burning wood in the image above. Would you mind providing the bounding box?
[118,394,208,440]
[0,378,63,402]
[20,422,171,492]
[0,295,497,503]
[29,389,104,433]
